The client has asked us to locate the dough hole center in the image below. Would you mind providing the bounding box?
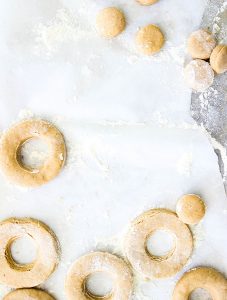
[7,234,37,269]
[189,288,213,300]
[146,229,176,259]
[17,137,50,171]
[85,272,114,299]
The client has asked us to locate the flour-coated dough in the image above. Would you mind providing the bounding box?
[96,7,126,38]
[0,218,60,288]
[65,252,133,300]
[136,24,165,55]
[4,289,55,300]
[137,0,159,5]
[176,194,206,225]
[0,119,66,187]
[187,29,216,59]
[184,59,214,92]
[210,45,227,74]
[172,267,227,300]
[124,209,193,279]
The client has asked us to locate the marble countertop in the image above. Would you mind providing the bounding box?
[0,0,227,299]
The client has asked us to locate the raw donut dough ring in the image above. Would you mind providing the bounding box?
[187,29,216,59]
[124,209,193,279]
[136,24,165,55]
[0,218,60,288]
[210,45,227,74]
[137,0,159,5]
[96,7,126,38]
[0,119,66,187]
[65,252,133,300]
[176,194,206,225]
[4,289,55,300]
[172,267,227,300]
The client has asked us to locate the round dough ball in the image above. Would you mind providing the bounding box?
[184,59,214,92]
[136,24,165,55]
[176,194,206,225]
[187,29,216,59]
[210,45,227,74]
[96,7,126,38]
[137,0,159,5]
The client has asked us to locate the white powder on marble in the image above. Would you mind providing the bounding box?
[212,1,227,43]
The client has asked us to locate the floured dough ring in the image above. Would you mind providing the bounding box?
[124,209,193,279]
[0,119,66,187]
[65,252,133,300]
[184,59,214,92]
[210,45,227,74]
[96,7,126,38]
[172,267,227,300]
[137,0,159,5]
[0,218,60,288]
[4,289,55,300]
[136,24,165,55]
[187,29,216,59]
[176,194,206,225]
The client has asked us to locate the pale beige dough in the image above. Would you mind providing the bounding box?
[136,24,165,55]
[65,252,133,300]
[124,209,193,279]
[184,59,214,92]
[0,119,66,187]
[4,289,55,300]
[176,194,206,225]
[96,7,126,38]
[210,44,227,74]
[137,0,159,5]
[0,218,60,288]
[187,29,216,59]
[172,267,227,300]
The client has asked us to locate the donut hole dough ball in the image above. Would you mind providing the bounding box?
[136,24,165,55]
[0,218,60,288]
[187,29,216,59]
[184,59,214,92]
[172,267,227,300]
[137,0,159,5]
[176,194,206,225]
[210,45,227,74]
[96,7,126,38]
[4,289,55,300]
[0,119,66,187]
[65,252,133,300]
[124,209,193,279]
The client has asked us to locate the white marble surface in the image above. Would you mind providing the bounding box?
[0,0,227,299]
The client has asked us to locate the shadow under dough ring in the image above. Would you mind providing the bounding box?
[0,218,60,288]
[4,289,55,300]
[0,119,66,187]
[65,252,133,300]
[172,267,227,300]
[124,209,193,279]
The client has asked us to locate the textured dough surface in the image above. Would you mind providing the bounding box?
[124,209,193,279]
[96,7,126,38]
[4,289,55,300]
[172,267,227,300]
[184,59,214,92]
[137,0,158,5]
[176,194,206,225]
[0,218,60,288]
[0,119,66,187]
[136,24,164,55]
[187,29,216,59]
[65,252,133,300]
[210,45,227,74]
